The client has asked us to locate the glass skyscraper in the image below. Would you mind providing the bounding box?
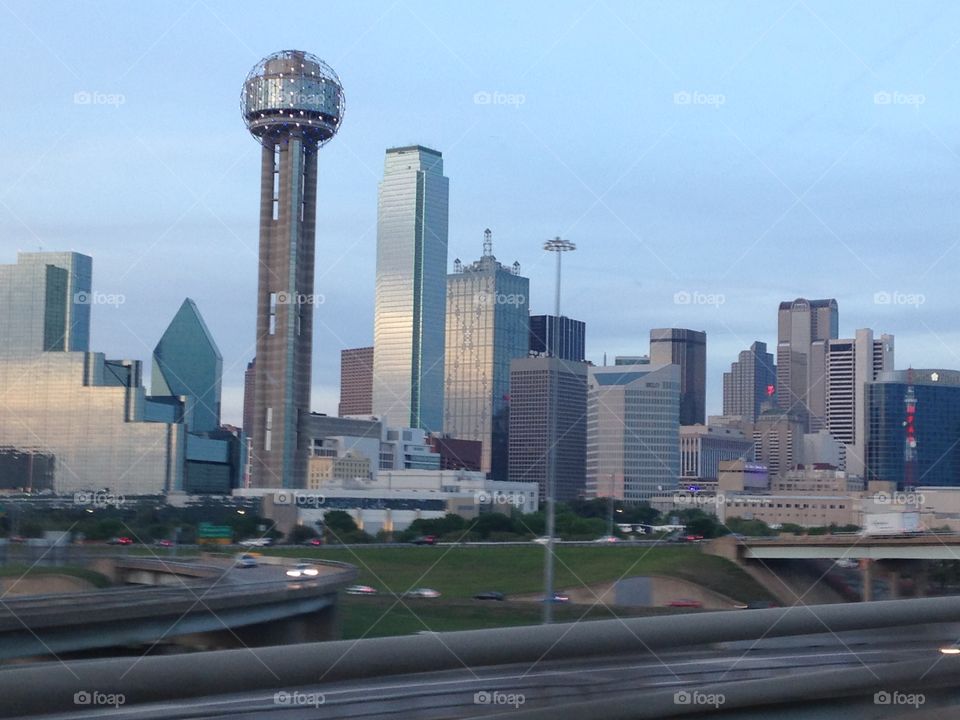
[0,251,91,357]
[151,298,223,433]
[866,369,960,488]
[372,146,449,432]
[649,328,706,426]
[445,230,529,479]
[723,340,776,422]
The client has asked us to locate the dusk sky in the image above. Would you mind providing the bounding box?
[2,0,959,425]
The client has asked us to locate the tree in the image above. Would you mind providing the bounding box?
[289,524,318,544]
[323,511,358,536]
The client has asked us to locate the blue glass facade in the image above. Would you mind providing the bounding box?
[866,370,960,488]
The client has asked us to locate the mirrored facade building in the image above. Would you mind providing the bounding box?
[372,146,449,433]
[445,230,529,479]
[649,328,706,426]
[152,298,222,433]
[529,314,585,362]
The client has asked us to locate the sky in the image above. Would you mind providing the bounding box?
[1,0,959,425]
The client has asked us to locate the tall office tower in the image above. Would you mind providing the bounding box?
[242,359,256,434]
[0,251,92,357]
[866,369,960,488]
[723,341,776,422]
[372,146,449,432]
[241,50,345,488]
[445,230,529,478]
[586,364,681,502]
[822,329,894,475]
[776,298,838,431]
[508,357,587,502]
[528,314,585,361]
[752,410,805,477]
[649,328,706,426]
[339,346,374,416]
[151,299,223,433]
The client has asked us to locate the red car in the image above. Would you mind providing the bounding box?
[107,536,134,546]
[668,598,703,608]
[412,535,437,546]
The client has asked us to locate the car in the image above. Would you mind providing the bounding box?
[542,592,570,603]
[107,536,133,546]
[412,535,437,546]
[155,539,174,547]
[286,562,320,578]
[238,538,272,548]
[532,536,552,545]
[474,591,505,601]
[235,553,258,569]
[667,598,703,608]
[681,534,704,543]
[304,538,323,546]
[344,584,378,596]
[404,588,441,598]
[595,535,620,543]
[742,600,778,609]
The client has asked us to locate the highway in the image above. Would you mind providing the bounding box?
[7,630,960,719]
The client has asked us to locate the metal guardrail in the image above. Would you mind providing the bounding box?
[3,595,960,717]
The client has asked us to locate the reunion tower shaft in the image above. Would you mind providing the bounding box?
[242,50,345,488]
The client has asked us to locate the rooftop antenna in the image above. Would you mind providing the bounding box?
[512,260,521,276]
[453,258,462,273]
[483,228,493,257]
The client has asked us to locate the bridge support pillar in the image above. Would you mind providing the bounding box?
[861,559,873,602]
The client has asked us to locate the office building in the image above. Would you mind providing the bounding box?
[649,328,706,425]
[0,251,92,357]
[614,355,649,366]
[445,230,529,478]
[529,314,585,361]
[428,435,483,472]
[817,329,894,474]
[372,146,450,432]
[866,369,960,488]
[151,299,222,433]
[509,357,588,501]
[776,298,838,431]
[586,364,680,502]
[679,425,754,487]
[242,359,255,434]
[751,410,805,477]
[723,341,776,422]
[339,346,373,416]
[243,50,345,488]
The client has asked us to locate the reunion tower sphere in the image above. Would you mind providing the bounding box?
[241,49,345,146]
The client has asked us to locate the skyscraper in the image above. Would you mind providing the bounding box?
[339,346,374,416]
[444,230,529,478]
[242,359,255,434]
[723,341,776,422]
[776,298,838,431]
[241,50,345,488]
[508,357,587,501]
[649,328,706,425]
[822,329,894,474]
[372,146,449,432]
[0,251,92,357]
[528,314,585,361]
[586,364,681,501]
[151,298,223,433]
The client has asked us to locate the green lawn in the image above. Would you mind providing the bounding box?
[264,545,772,603]
[0,564,112,588]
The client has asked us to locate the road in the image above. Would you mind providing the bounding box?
[9,631,958,719]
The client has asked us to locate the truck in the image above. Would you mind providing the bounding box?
[862,511,922,537]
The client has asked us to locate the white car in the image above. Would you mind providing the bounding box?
[286,562,319,578]
[404,588,441,599]
[345,584,377,596]
[595,535,620,543]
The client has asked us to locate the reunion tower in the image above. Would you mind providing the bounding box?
[242,50,345,487]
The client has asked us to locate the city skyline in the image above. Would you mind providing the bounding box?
[2,1,959,426]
